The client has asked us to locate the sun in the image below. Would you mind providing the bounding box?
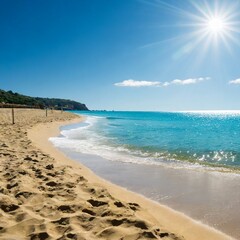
[183,1,240,54]
[147,0,240,59]
[206,16,226,33]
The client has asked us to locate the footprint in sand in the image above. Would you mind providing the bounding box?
[87,199,108,207]
[57,205,75,213]
[1,204,19,213]
[29,232,49,240]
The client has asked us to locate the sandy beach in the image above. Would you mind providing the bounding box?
[0,109,233,240]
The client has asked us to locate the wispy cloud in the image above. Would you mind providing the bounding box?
[114,79,161,87]
[114,77,209,88]
[229,78,240,84]
[163,77,210,86]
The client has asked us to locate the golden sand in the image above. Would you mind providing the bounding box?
[0,109,232,239]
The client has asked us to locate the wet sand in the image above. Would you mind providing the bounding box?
[64,152,240,239]
[0,109,232,239]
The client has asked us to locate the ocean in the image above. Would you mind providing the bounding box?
[50,110,240,170]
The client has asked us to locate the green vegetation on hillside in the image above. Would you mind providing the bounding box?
[0,89,89,110]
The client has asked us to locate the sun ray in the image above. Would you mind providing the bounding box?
[219,34,233,54]
[187,0,240,54]
[141,0,240,61]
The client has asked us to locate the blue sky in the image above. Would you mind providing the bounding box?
[1,0,240,111]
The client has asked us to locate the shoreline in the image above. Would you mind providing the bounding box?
[27,112,233,239]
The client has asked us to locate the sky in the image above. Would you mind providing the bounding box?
[1,0,240,111]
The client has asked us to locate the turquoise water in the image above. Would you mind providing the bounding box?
[51,111,240,169]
